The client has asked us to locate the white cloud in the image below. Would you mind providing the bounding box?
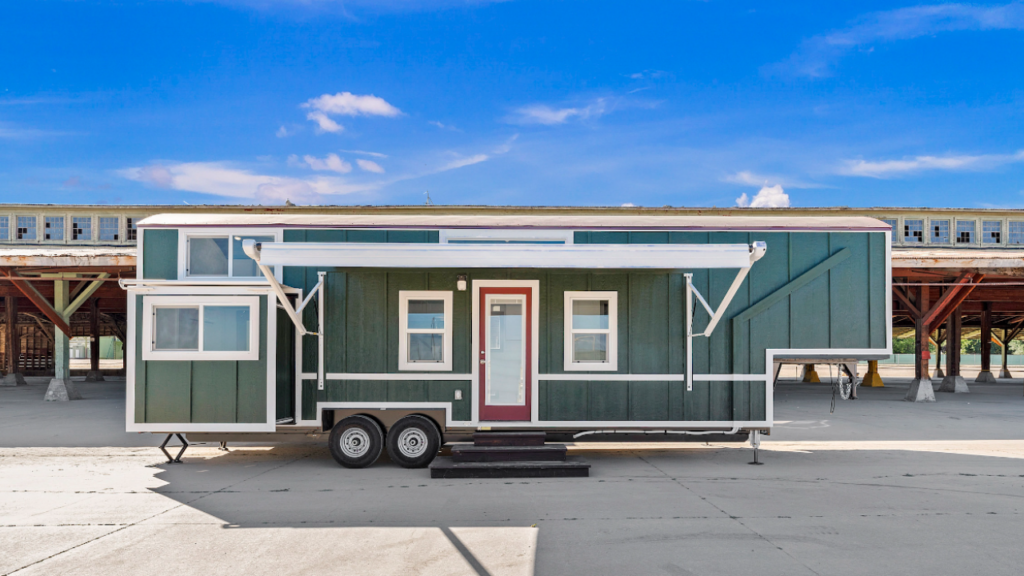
[301,92,400,134]
[767,3,1024,77]
[438,154,489,172]
[621,203,636,207]
[119,161,373,203]
[492,134,518,154]
[838,150,1024,178]
[303,153,352,173]
[275,125,294,138]
[509,99,609,125]
[356,158,385,173]
[736,184,790,208]
[306,111,343,134]
[303,92,401,117]
[339,149,388,158]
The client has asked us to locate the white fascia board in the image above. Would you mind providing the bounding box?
[255,242,756,269]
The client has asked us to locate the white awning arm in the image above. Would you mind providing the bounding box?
[243,239,322,337]
[690,241,766,338]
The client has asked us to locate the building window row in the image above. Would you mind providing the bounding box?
[883,217,1024,247]
[0,215,142,243]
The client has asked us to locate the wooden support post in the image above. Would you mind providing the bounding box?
[933,332,945,379]
[44,279,81,401]
[906,282,935,402]
[2,296,25,386]
[976,302,996,383]
[939,305,968,393]
[862,359,884,387]
[86,298,104,382]
[999,328,1012,379]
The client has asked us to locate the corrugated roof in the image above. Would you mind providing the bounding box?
[0,246,136,267]
[139,213,889,231]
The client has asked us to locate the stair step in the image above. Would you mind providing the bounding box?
[430,457,590,479]
[473,432,546,446]
[452,444,567,463]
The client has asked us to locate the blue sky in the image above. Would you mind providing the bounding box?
[1,1,1023,208]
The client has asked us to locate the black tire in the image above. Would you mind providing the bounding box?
[385,415,441,468]
[328,415,384,468]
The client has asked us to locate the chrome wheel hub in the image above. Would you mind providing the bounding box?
[340,427,371,458]
[397,427,429,458]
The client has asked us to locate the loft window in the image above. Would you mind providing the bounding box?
[72,217,91,240]
[1008,222,1024,245]
[99,217,119,241]
[143,296,259,361]
[186,234,276,277]
[44,216,64,241]
[982,221,1001,244]
[956,221,975,244]
[126,218,139,241]
[881,219,897,243]
[564,291,618,371]
[0,216,8,240]
[398,291,453,371]
[16,216,36,240]
[931,220,949,244]
[903,219,923,243]
[440,229,574,244]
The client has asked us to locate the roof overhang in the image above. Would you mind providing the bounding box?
[892,249,1024,269]
[0,247,136,268]
[247,241,767,270]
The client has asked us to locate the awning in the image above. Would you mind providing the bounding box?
[247,241,767,270]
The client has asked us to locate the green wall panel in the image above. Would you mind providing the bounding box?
[546,381,588,421]
[142,229,178,280]
[427,381,471,421]
[144,362,191,423]
[191,362,237,423]
[588,381,628,421]
[628,381,670,421]
[236,296,268,423]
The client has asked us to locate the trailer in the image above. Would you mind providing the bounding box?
[124,213,891,470]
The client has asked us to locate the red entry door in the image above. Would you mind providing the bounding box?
[479,287,532,421]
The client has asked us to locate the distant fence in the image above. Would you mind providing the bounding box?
[878,354,1024,366]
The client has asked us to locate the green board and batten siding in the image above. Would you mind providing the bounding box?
[141,229,178,280]
[284,230,885,423]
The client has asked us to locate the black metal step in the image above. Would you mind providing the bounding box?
[452,444,567,463]
[473,431,546,446]
[430,457,590,479]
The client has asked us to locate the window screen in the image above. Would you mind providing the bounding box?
[189,237,230,276]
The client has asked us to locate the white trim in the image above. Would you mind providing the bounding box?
[265,293,278,428]
[472,280,540,423]
[177,227,283,282]
[141,296,260,361]
[483,292,529,406]
[255,242,758,270]
[563,291,618,371]
[398,291,454,371]
[439,228,574,244]
[327,373,472,381]
[540,374,684,381]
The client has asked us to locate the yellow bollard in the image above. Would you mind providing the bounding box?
[802,364,821,383]
[862,360,884,387]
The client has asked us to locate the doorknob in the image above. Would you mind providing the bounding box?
[480,359,486,365]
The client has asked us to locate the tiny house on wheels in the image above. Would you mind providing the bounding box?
[124,213,891,473]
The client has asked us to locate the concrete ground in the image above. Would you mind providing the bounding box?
[1,375,1023,576]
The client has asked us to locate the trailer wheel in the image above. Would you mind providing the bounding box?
[385,415,441,468]
[329,415,384,468]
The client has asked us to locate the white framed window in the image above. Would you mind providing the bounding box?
[398,291,453,371]
[563,291,618,371]
[880,218,897,243]
[142,296,260,361]
[180,229,280,279]
[440,228,574,244]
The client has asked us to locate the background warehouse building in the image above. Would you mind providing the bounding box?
[1,204,1022,405]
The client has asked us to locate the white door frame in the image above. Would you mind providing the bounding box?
[471,279,540,424]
